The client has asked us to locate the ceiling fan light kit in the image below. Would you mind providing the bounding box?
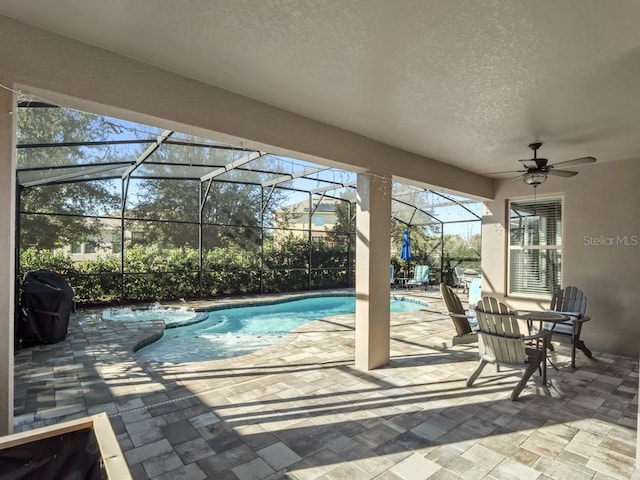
[523,171,548,186]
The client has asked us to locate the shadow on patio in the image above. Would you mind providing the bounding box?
[13,289,638,479]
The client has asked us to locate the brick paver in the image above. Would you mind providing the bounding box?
[13,288,639,479]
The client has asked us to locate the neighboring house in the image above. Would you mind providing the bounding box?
[57,217,143,262]
[274,198,342,241]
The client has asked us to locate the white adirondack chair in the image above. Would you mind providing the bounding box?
[467,297,551,401]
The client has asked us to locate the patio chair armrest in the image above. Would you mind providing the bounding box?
[571,315,590,323]
[449,313,475,320]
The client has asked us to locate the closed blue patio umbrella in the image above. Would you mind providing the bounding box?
[401,228,411,275]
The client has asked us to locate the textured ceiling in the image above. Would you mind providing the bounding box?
[2,0,640,177]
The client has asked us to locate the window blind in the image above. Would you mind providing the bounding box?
[509,198,562,295]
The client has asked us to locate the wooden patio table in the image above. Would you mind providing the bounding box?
[517,310,570,384]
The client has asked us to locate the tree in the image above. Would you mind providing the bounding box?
[17,104,120,250]
[130,145,284,250]
[326,200,355,249]
[443,233,481,262]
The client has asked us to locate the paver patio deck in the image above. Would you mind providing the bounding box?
[12,288,639,479]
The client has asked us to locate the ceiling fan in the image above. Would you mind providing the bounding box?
[500,143,596,187]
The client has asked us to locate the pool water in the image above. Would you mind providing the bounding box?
[136,295,426,363]
[102,304,208,327]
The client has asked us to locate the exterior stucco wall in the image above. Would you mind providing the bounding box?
[482,157,640,357]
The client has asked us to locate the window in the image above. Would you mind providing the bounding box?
[84,236,98,254]
[71,243,81,254]
[509,197,562,296]
[112,233,122,254]
[130,231,145,245]
[313,216,325,226]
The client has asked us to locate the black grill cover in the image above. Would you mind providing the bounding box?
[18,270,74,347]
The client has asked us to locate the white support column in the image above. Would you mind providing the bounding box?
[355,173,391,371]
[0,85,16,435]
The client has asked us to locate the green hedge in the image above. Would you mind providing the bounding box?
[19,238,352,305]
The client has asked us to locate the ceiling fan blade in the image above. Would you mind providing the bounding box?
[518,159,536,168]
[550,156,596,168]
[489,169,526,175]
[519,158,548,169]
[547,169,578,177]
[509,174,525,183]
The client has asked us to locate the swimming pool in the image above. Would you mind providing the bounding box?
[136,295,427,363]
